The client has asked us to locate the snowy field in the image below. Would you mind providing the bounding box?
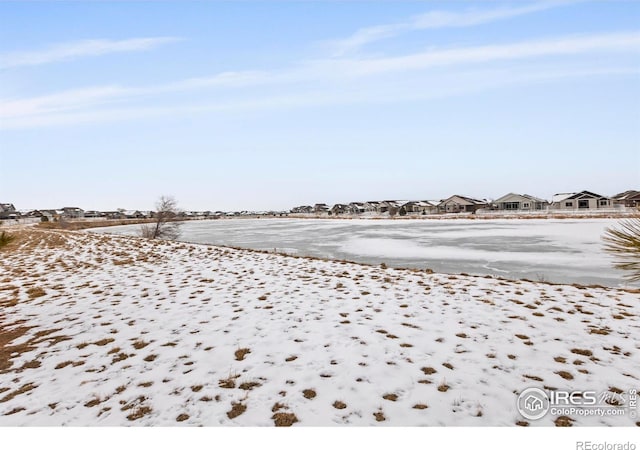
[93,218,631,287]
[1,229,638,426]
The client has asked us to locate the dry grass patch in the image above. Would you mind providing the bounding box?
[554,416,574,427]
[234,347,251,361]
[227,402,247,419]
[382,393,398,401]
[374,411,386,422]
[176,413,189,422]
[132,340,149,350]
[239,381,262,391]
[272,412,298,427]
[421,367,437,375]
[556,371,574,380]
[333,400,347,410]
[0,382,37,403]
[127,406,152,421]
[303,389,316,399]
[26,287,46,300]
[413,404,428,410]
[571,348,593,357]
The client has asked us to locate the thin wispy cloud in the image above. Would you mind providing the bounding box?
[0,37,181,69]
[2,31,639,129]
[327,1,574,56]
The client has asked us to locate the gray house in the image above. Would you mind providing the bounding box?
[62,207,85,219]
[611,190,640,208]
[493,193,548,211]
[402,200,439,215]
[551,191,611,210]
[438,195,488,214]
[0,203,17,219]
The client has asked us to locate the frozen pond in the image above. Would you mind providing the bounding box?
[90,218,634,287]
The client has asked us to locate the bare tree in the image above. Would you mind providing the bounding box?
[603,217,640,282]
[140,195,182,240]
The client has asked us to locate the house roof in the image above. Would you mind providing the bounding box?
[612,190,640,200]
[440,195,487,206]
[494,193,548,204]
[551,193,575,203]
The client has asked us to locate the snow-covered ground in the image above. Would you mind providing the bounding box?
[1,229,639,426]
[91,218,632,287]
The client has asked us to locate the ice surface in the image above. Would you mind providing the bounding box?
[92,218,631,287]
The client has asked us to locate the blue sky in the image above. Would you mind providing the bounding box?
[1,1,639,211]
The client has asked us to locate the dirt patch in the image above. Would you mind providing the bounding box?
[413,404,428,409]
[176,413,189,422]
[382,393,398,401]
[333,400,347,409]
[374,411,386,422]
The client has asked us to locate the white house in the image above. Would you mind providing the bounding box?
[551,191,611,210]
[493,193,549,211]
[438,195,488,214]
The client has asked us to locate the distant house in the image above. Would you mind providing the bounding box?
[291,205,314,214]
[363,201,381,213]
[0,203,18,219]
[348,202,365,214]
[493,193,549,211]
[313,203,330,213]
[62,207,85,219]
[611,190,640,208]
[379,200,406,214]
[402,200,439,215]
[24,210,44,218]
[331,204,349,215]
[83,210,104,218]
[438,195,488,214]
[551,191,611,210]
[123,210,145,219]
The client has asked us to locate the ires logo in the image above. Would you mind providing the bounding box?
[517,387,634,421]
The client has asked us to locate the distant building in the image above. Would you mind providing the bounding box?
[402,200,439,215]
[330,204,349,215]
[291,205,313,214]
[0,203,18,219]
[348,202,366,214]
[313,203,330,213]
[493,193,548,211]
[550,191,611,210]
[438,195,488,214]
[61,207,85,219]
[611,190,640,208]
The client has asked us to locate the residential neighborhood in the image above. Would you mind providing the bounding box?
[289,189,639,217]
[1,189,638,224]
